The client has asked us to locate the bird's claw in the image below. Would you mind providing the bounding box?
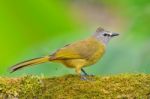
[80,74,95,81]
[81,75,89,81]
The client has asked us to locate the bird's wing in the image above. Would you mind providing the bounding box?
[50,37,104,60]
[50,43,82,60]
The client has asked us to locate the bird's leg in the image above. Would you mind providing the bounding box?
[81,68,94,77]
[81,69,94,81]
[75,67,88,80]
[81,68,88,76]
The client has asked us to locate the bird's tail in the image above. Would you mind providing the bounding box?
[10,56,50,73]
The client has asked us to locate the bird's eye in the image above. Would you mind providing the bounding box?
[103,33,107,36]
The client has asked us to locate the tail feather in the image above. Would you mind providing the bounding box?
[10,56,49,73]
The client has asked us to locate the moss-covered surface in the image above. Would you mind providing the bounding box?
[0,74,150,98]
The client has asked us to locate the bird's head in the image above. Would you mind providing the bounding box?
[93,27,119,45]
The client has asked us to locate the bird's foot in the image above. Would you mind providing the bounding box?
[81,75,89,81]
[80,68,95,81]
[80,74,95,81]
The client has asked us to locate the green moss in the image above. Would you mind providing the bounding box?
[0,74,150,98]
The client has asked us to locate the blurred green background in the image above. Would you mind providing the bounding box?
[0,0,150,77]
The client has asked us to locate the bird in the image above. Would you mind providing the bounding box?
[10,27,119,79]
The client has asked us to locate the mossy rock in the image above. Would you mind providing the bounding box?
[0,74,150,98]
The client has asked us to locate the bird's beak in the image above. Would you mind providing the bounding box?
[111,33,119,37]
